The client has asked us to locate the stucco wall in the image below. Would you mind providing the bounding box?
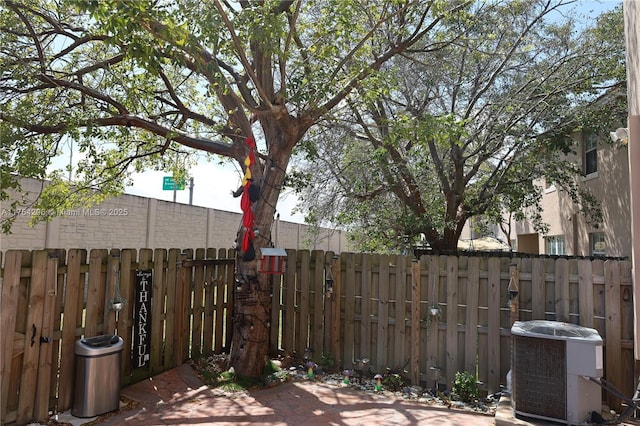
[0,177,348,253]
[510,136,631,258]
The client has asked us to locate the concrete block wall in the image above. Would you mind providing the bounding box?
[0,177,348,253]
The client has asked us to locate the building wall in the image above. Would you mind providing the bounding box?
[509,134,631,258]
[0,177,349,253]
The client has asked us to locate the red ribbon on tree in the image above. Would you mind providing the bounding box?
[240,135,256,254]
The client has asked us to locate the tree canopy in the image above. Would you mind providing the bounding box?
[1,0,477,376]
[293,2,627,252]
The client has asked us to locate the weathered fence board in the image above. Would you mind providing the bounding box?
[34,254,58,420]
[283,250,296,356]
[464,257,480,375]
[425,255,440,380]
[192,249,206,358]
[298,250,311,357]
[343,253,356,369]
[410,259,420,384]
[376,254,390,371]
[605,260,623,409]
[1,248,637,425]
[119,249,135,380]
[360,254,372,367]
[578,259,595,327]
[311,251,324,357]
[445,256,459,384]
[394,255,408,370]
[1,250,21,422]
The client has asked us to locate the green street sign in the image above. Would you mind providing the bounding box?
[162,176,186,190]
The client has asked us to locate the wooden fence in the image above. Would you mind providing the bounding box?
[0,248,637,425]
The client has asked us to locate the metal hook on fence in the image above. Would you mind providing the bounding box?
[30,324,36,347]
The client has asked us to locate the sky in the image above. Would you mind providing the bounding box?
[125,160,305,223]
[49,0,621,225]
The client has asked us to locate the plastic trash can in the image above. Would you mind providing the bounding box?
[72,334,124,417]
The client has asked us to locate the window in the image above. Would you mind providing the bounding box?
[544,176,556,193]
[590,232,606,256]
[546,235,565,255]
[584,133,597,176]
[544,177,555,188]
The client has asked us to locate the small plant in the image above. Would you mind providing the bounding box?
[318,352,335,369]
[382,373,405,392]
[451,370,479,403]
[380,364,409,392]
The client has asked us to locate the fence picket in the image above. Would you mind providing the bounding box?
[531,258,545,320]
[410,259,421,385]
[224,249,235,351]
[322,252,335,358]
[464,257,480,374]
[161,249,180,369]
[85,250,107,337]
[445,256,459,381]
[178,249,193,364]
[119,249,135,380]
[578,259,595,328]
[486,257,501,394]
[104,251,120,336]
[204,248,216,354]
[555,258,570,322]
[376,254,390,371]
[360,254,372,367]
[330,253,343,365]
[343,252,356,369]
[298,250,311,357]
[16,251,47,423]
[192,249,206,357]
[425,256,440,381]
[1,251,22,421]
[48,252,65,412]
[283,249,296,356]
[311,250,324,358]
[34,254,59,420]
[605,260,623,409]
[269,267,282,354]
[394,255,407,369]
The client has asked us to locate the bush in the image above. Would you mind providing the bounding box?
[451,371,479,402]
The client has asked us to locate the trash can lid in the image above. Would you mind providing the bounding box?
[511,320,601,342]
[75,335,124,356]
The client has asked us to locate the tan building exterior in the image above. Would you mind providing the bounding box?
[505,133,631,258]
[0,177,349,253]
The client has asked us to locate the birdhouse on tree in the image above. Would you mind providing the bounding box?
[259,248,287,275]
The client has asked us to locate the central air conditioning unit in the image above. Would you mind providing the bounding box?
[511,320,603,425]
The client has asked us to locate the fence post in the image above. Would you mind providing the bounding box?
[410,258,421,385]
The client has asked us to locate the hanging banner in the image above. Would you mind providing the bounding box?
[134,269,152,368]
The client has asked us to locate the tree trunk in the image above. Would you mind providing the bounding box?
[227,124,298,377]
[229,260,272,377]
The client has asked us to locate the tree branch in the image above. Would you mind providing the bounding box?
[212,0,274,110]
[0,111,243,158]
